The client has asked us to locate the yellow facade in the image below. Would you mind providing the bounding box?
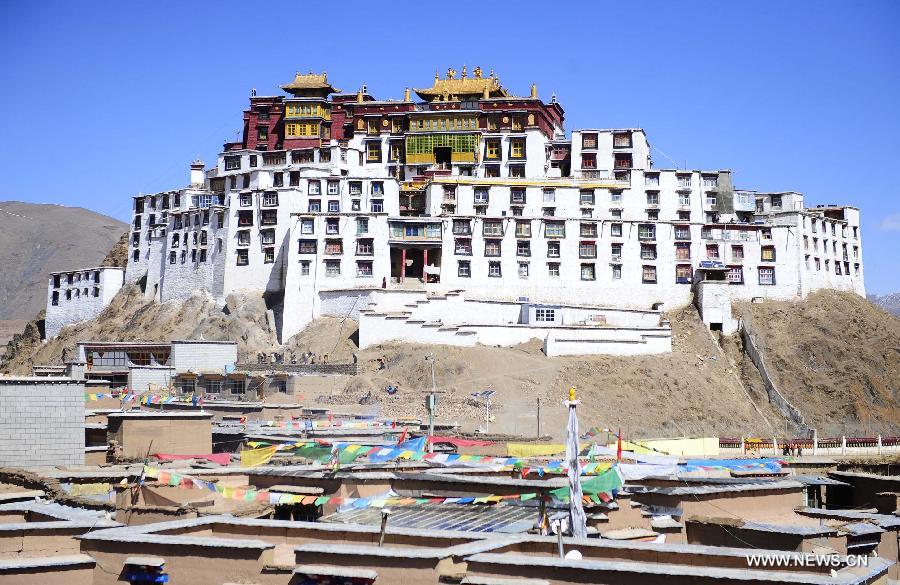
[409,115,478,133]
[285,103,330,120]
[609,437,720,457]
[286,122,319,138]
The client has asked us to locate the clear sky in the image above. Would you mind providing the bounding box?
[1,1,898,293]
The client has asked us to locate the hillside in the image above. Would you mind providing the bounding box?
[734,291,900,436]
[0,201,126,320]
[3,281,896,438]
[869,292,900,316]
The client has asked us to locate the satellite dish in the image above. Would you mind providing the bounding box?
[564,550,582,560]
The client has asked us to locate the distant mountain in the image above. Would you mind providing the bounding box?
[0,201,126,320]
[868,292,900,316]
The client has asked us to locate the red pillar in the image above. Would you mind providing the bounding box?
[423,249,428,282]
[401,248,406,282]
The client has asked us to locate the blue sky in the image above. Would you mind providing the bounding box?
[1,1,898,293]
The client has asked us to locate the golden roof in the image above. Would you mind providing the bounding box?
[414,66,510,100]
[280,71,339,94]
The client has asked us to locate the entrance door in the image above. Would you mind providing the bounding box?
[434,146,451,167]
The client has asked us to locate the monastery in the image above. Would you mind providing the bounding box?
[45,68,865,352]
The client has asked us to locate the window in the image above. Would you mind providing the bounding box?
[227,379,246,395]
[510,188,526,204]
[356,217,369,235]
[675,242,691,260]
[458,261,471,277]
[238,210,253,226]
[328,200,340,213]
[647,210,659,220]
[706,193,717,206]
[702,175,718,188]
[518,262,530,279]
[706,244,720,259]
[488,261,502,277]
[263,247,275,263]
[225,156,241,171]
[357,261,373,277]
[641,243,657,260]
[485,140,500,160]
[547,262,560,277]
[261,210,277,225]
[474,188,489,205]
[582,153,597,168]
[216,212,225,229]
[581,263,596,280]
[677,175,691,189]
[732,245,744,261]
[611,243,622,260]
[580,223,598,237]
[582,133,598,149]
[326,218,339,234]
[761,245,776,262]
[239,193,252,207]
[580,241,597,258]
[510,138,526,159]
[455,238,472,255]
[771,195,783,209]
[675,265,692,284]
[356,239,373,256]
[515,220,531,237]
[325,260,341,276]
[483,220,503,236]
[547,241,561,258]
[366,141,382,162]
[484,165,500,178]
[610,191,622,204]
[260,229,275,245]
[349,181,362,196]
[727,266,744,284]
[543,207,555,217]
[638,224,655,240]
[610,223,623,237]
[299,218,314,235]
[484,240,502,257]
[758,267,775,285]
[308,180,321,195]
[678,210,691,220]
[371,199,384,213]
[517,240,531,257]
[674,226,691,240]
[453,220,472,235]
[679,193,690,206]
[579,189,595,205]
[545,221,565,238]
[612,264,622,279]
[273,173,284,188]
[168,251,176,265]
[646,192,660,205]
[642,265,657,284]
[300,261,310,275]
[701,227,712,239]
[236,249,249,266]
[237,230,250,245]
[542,189,556,204]
[298,239,317,254]
[263,192,278,207]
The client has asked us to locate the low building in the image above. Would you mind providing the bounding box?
[106,412,212,460]
[0,378,85,467]
[44,267,124,339]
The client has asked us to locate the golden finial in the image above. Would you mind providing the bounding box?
[568,386,576,402]
[435,69,440,82]
[482,86,489,100]
[404,87,411,101]
[461,65,467,78]
[530,83,538,98]
[473,66,483,79]
[447,67,457,80]
[490,68,495,79]
[357,87,363,103]
[323,71,327,82]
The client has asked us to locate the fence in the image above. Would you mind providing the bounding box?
[720,436,900,456]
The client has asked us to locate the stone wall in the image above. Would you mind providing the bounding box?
[0,378,85,467]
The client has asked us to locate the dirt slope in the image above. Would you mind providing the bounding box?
[0,201,126,320]
[734,291,900,436]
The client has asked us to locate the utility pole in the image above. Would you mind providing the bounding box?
[426,353,436,453]
[537,397,542,438]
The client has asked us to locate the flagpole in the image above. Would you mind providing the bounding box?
[565,386,587,538]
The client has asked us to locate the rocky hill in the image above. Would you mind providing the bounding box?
[0,201,126,320]
[869,292,900,316]
[3,247,896,437]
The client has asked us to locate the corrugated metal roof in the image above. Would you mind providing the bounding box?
[322,503,538,534]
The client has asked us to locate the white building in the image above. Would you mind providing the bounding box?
[79,70,866,352]
[45,267,125,338]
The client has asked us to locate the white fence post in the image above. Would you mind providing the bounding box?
[841,436,846,455]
